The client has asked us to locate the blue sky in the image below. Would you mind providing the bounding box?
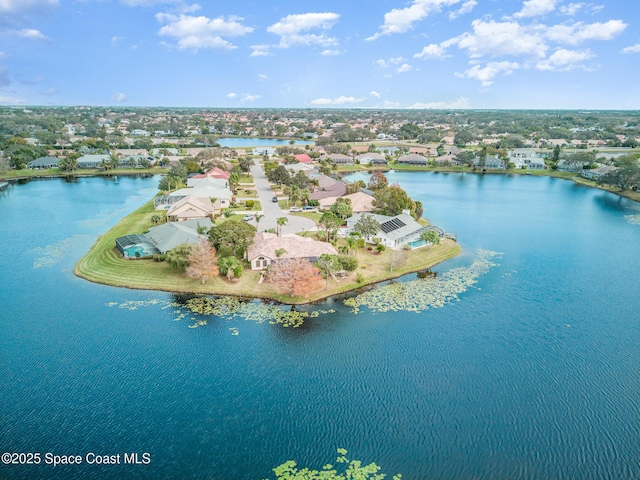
[1,0,639,108]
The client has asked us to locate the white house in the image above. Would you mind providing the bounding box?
[346,212,429,248]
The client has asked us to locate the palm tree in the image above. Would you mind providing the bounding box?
[151,214,162,225]
[276,216,288,237]
[275,248,287,258]
[283,185,292,206]
[254,213,264,231]
[300,188,311,206]
[289,185,301,207]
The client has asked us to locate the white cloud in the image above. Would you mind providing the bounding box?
[513,0,558,19]
[240,94,260,102]
[397,63,413,73]
[382,100,402,108]
[9,28,50,42]
[320,49,341,56]
[0,0,58,15]
[257,74,268,81]
[119,0,188,6]
[414,43,448,59]
[559,3,583,15]
[367,0,464,40]
[110,92,127,103]
[267,12,339,48]
[544,20,627,45]
[310,96,366,105]
[621,43,640,54]
[111,35,125,45]
[375,59,390,68]
[389,56,406,64]
[454,19,548,59]
[370,90,381,98]
[449,0,477,20]
[250,45,272,57]
[156,13,253,51]
[536,48,594,70]
[457,61,520,86]
[0,96,26,105]
[226,92,237,98]
[409,96,471,108]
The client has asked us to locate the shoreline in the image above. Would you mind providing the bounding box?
[73,200,461,305]
[340,165,640,203]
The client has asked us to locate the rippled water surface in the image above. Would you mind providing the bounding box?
[1,173,640,479]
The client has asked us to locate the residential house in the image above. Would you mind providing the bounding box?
[246,232,337,270]
[508,150,546,169]
[293,153,313,163]
[397,153,428,165]
[252,147,277,157]
[27,156,59,169]
[310,175,347,200]
[166,195,214,222]
[474,155,504,169]
[189,167,231,181]
[318,191,375,213]
[328,153,353,165]
[77,154,110,168]
[346,212,429,248]
[145,218,213,253]
[581,165,618,180]
[356,153,387,165]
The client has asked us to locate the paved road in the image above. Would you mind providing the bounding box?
[249,162,316,235]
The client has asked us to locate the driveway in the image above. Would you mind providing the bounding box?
[249,162,316,235]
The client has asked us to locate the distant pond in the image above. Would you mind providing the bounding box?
[217,137,313,148]
[1,172,640,479]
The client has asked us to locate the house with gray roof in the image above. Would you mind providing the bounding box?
[356,153,387,165]
[145,218,213,253]
[397,153,428,165]
[27,156,59,169]
[328,153,353,165]
[77,154,110,168]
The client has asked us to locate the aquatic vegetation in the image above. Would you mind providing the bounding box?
[32,234,89,268]
[624,214,640,225]
[107,296,333,328]
[344,250,501,314]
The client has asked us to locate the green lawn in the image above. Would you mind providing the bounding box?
[75,199,461,304]
[0,166,168,181]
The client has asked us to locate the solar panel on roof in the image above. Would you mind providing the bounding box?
[380,218,406,233]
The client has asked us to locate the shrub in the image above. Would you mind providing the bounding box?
[337,255,358,271]
[246,200,255,209]
[356,273,364,284]
[375,243,386,253]
[153,253,166,262]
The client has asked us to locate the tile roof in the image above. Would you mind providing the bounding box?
[247,233,337,262]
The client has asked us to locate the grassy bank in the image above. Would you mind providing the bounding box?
[0,166,168,181]
[74,200,461,304]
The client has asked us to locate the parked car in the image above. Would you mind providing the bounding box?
[289,207,302,212]
[272,196,278,202]
[302,206,314,211]
[242,214,254,222]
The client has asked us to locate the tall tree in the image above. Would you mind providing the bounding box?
[373,186,416,217]
[185,239,218,284]
[209,221,256,256]
[352,214,381,242]
[316,254,342,290]
[276,216,288,237]
[319,211,342,242]
[266,258,323,297]
[330,198,353,220]
[420,230,440,250]
[367,171,388,191]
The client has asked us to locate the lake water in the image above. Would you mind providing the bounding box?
[217,137,313,148]
[1,173,640,479]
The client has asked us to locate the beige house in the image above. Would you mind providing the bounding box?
[318,191,375,213]
[246,233,337,270]
[166,195,213,222]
